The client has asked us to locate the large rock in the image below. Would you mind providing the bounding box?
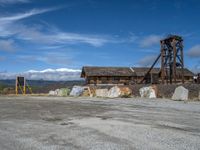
[96,89,109,97]
[55,89,60,95]
[49,88,70,96]
[172,86,188,101]
[49,90,56,96]
[106,86,132,98]
[139,86,156,98]
[108,86,121,98]
[70,86,84,97]
[119,87,132,97]
[57,88,70,97]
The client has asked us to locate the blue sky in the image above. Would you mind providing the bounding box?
[0,0,200,80]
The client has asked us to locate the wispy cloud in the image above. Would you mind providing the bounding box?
[53,32,110,47]
[0,0,29,5]
[0,68,81,81]
[39,45,65,50]
[14,24,111,47]
[0,7,60,23]
[137,55,159,67]
[17,51,74,65]
[0,7,115,47]
[40,52,73,65]
[139,35,162,48]
[0,39,16,52]
[0,7,62,37]
[187,45,200,58]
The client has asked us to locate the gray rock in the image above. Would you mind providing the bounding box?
[172,86,188,101]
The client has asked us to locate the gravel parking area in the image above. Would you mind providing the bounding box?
[0,96,200,150]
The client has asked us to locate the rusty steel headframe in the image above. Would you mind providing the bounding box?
[160,35,184,84]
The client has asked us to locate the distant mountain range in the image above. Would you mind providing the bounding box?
[0,79,85,86]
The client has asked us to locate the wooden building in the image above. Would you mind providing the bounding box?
[81,66,136,85]
[132,67,160,84]
[81,66,194,85]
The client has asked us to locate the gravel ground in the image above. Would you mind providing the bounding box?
[0,96,200,150]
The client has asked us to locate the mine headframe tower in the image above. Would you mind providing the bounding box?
[160,35,184,84]
[140,35,184,84]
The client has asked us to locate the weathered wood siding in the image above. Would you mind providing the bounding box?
[86,76,136,85]
[85,75,193,85]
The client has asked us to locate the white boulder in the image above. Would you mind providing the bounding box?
[49,90,56,96]
[107,86,121,98]
[139,86,156,98]
[70,86,84,96]
[172,86,188,101]
[55,89,60,95]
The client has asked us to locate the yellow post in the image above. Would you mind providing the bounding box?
[23,77,26,95]
[15,77,18,95]
[16,76,26,95]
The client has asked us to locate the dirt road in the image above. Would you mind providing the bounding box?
[0,96,199,150]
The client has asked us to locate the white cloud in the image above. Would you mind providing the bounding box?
[0,39,16,51]
[0,0,29,5]
[13,24,110,47]
[0,8,114,47]
[187,45,200,58]
[0,68,82,81]
[138,55,159,67]
[0,7,61,37]
[139,35,162,48]
[27,68,81,73]
[0,7,59,23]
[17,52,74,65]
[39,45,65,50]
[16,50,74,66]
[55,32,109,47]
